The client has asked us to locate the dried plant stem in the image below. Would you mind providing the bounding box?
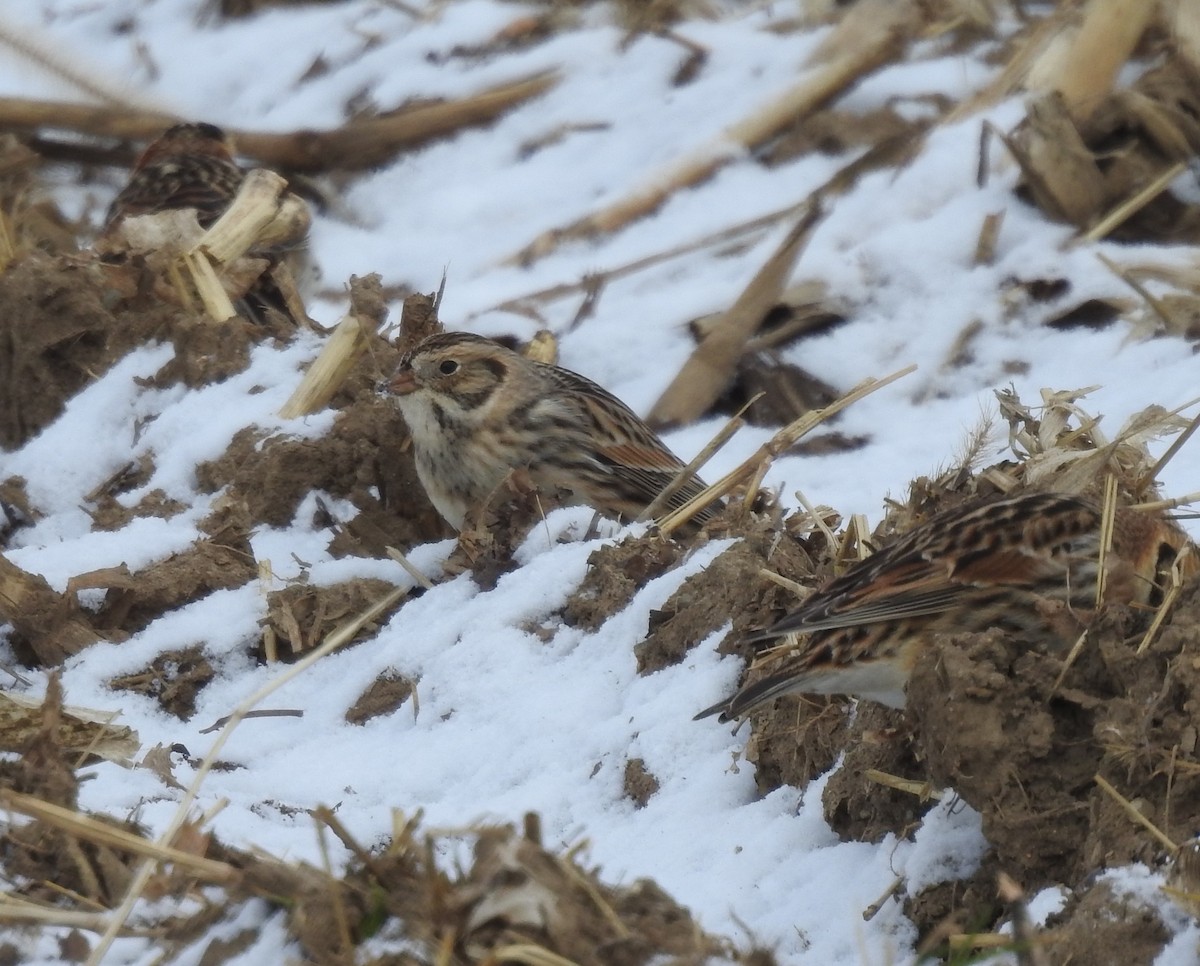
[87,581,413,964]
[862,876,904,921]
[759,569,809,600]
[1050,629,1089,698]
[1094,773,1179,853]
[648,205,823,428]
[385,547,436,590]
[1076,161,1188,244]
[864,769,943,801]
[1094,473,1119,607]
[639,396,759,524]
[1030,0,1156,123]
[0,791,237,882]
[1132,491,1200,513]
[507,0,914,264]
[0,72,558,173]
[278,314,369,419]
[657,364,916,536]
[792,488,838,549]
[1134,408,1200,496]
[1137,544,1193,655]
[0,15,154,109]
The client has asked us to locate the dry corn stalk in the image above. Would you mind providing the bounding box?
[506,0,917,265]
[648,203,823,428]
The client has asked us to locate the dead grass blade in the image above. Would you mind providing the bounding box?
[1094,773,1179,853]
[656,364,916,536]
[506,0,916,264]
[648,204,823,428]
[1137,543,1193,655]
[86,581,413,964]
[0,790,238,883]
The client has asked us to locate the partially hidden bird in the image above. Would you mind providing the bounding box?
[103,121,307,324]
[695,490,1192,721]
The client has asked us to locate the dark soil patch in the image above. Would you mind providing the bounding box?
[345,672,415,725]
[263,577,397,659]
[562,537,684,631]
[108,646,216,720]
[194,396,447,552]
[623,757,661,808]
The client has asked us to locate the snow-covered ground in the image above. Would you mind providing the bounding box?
[4,1,1200,962]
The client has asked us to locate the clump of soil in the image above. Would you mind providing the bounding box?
[108,646,216,720]
[623,757,661,808]
[194,396,447,553]
[345,672,415,725]
[0,249,276,451]
[562,536,684,631]
[637,516,828,676]
[262,577,397,659]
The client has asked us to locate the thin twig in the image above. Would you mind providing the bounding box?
[1074,161,1188,245]
[1137,544,1193,655]
[1094,773,1178,853]
[1134,409,1200,496]
[638,395,761,524]
[657,364,916,536]
[86,582,412,964]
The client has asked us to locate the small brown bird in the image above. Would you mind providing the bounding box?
[104,122,245,230]
[387,331,714,531]
[103,121,308,324]
[696,491,1192,720]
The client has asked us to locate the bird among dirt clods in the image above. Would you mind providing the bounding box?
[104,122,246,230]
[386,331,715,532]
[102,121,309,324]
[695,491,1193,721]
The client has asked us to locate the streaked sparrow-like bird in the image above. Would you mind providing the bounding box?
[104,122,245,230]
[696,491,1192,720]
[387,331,714,531]
[103,121,309,324]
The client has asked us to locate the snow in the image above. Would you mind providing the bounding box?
[3,1,1199,962]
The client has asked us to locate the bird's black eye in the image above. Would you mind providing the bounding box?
[439,359,459,375]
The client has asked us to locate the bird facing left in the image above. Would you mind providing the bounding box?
[386,331,715,531]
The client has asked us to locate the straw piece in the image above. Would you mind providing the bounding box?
[195,168,289,265]
[1137,544,1193,655]
[1094,773,1179,853]
[639,398,757,524]
[648,205,824,428]
[657,364,916,536]
[864,768,943,801]
[1025,0,1156,123]
[1076,161,1188,244]
[278,314,368,419]
[181,249,237,322]
[0,790,238,882]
